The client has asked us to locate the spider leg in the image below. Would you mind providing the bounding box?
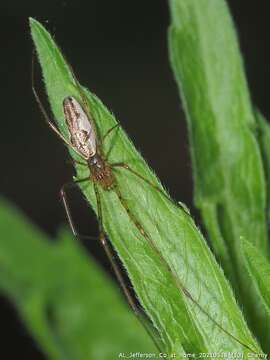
[111,162,190,215]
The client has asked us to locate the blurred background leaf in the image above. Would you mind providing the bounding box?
[0,198,156,360]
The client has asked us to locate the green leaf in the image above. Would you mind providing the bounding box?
[255,110,270,221]
[30,17,260,355]
[0,198,156,359]
[168,0,269,350]
[242,238,270,347]
[243,239,270,317]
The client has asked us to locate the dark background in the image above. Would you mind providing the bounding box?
[1,1,270,358]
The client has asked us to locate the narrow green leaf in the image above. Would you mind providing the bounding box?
[0,198,156,359]
[30,18,260,355]
[255,110,270,221]
[242,239,270,348]
[168,0,269,350]
[243,239,270,317]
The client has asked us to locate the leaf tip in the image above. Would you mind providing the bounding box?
[29,17,39,33]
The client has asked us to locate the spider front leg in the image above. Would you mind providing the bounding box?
[60,177,93,239]
[101,123,120,145]
[98,123,120,160]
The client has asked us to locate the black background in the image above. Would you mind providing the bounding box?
[1,1,270,358]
